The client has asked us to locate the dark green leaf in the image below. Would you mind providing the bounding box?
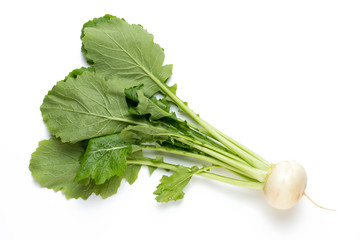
[148,166,157,175]
[123,165,141,185]
[75,134,132,185]
[135,90,172,120]
[124,85,143,102]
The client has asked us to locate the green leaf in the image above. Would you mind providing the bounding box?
[91,176,123,199]
[123,165,141,185]
[81,14,117,64]
[119,124,174,144]
[64,66,95,82]
[82,16,173,97]
[75,134,132,185]
[164,84,178,104]
[29,137,122,199]
[124,84,143,102]
[148,166,157,175]
[127,151,163,176]
[135,89,172,120]
[41,70,136,143]
[124,86,172,120]
[124,150,149,183]
[154,165,199,202]
[150,156,166,175]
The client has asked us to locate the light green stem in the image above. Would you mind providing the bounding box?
[177,136,251,167]
[215,129,270,168]
[147,74,269,171]
[126,160,264,190]
[198,171,264,189]
[140,145,255,181]
[156,131,252,167]
[174,138,268,182]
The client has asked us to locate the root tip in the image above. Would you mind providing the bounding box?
[303,192,336,211]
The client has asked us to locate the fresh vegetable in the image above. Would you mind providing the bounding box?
[263,161,307,209]
[30,14,326,210]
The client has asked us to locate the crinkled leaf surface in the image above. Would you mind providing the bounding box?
[64,66,95,82]
[82,16,173,97]
[81,14,117,63]
[75,134,132,185]
[119,124,175,144]
[154,165,199,202]
[41,70,136,143]
[29,137,122,199]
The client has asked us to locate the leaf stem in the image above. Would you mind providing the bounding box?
[172,135,251,167]
[198,171,264,189]
[215,129,270,168]
[173,138,268,182]
[126,160,264,190]
[140,145,255,181]
[151,126,253,168]
[146,74,269,171]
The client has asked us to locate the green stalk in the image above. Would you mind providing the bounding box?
[215,129,270,168]
[154,130,252,168]
[138,108,268,181]
[172,136,250,167]
[146,73,269,171]
[140,145,255,181]
[183,121,209,136]
[142,121,258,176]
[157,120,236,160]
[198,171,264,189]
[126,160,264,190]
[174,138,268,182]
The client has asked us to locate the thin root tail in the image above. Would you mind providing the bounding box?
[303,192,336,211]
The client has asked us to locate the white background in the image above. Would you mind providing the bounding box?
[1,0,359,239]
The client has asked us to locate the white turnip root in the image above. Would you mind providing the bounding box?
[263,161,307,210]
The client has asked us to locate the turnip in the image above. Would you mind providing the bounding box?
[262,161,334,210]
[30,14,334,211]
[264,161,307,210]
